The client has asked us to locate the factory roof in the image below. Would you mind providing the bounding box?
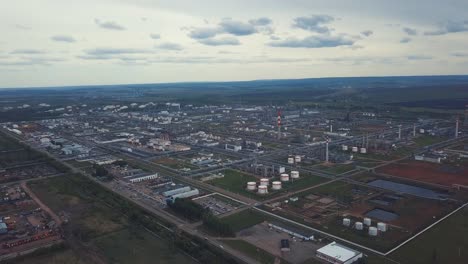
[316,242,361,262]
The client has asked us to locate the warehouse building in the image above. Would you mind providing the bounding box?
[316,242,362,264]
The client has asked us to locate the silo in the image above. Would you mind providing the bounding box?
[290,171,300,179]
[260,178,269,186]
[360,148,367,154]
[287,157,294,164]
[343,218,351,227]
[294,155,301,163]
[368,227,378,236]
[246,182,256,191]
[258,185,268,194]
[280,173,290,182]
[355,222,363,230]
[377,222,387,232]
[272,181,282,190]
[342,145,348,151]
[363,217,372,226]
[352,147,358,153]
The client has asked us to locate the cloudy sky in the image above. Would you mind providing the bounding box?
[1,0,468,88]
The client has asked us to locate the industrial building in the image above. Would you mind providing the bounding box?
[316,242,363,264]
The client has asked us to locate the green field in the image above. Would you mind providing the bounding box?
[221,209,267,232]
[222,239,278,264]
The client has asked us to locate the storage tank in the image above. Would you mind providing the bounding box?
[272,181,282,190]
[377,222,387,232]
[260,178,269,186]
[363,217,372,226]
[258,185,268,194]
[290,171,300,179]
[355,222,363,230]
[280,173,290,182]
[342,145,348,151]
[419,128,425,134]
[246,182,256,191]
[287,157,294,164]
[294,155,301,163]
[368,226,378,236]
[343,218,351,227]
[352,147,358,153]
[360,148,367,154]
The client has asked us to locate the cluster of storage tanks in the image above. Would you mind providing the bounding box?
[246,170,300,194]
[342,217,387,236]
[287,155,302,164]
[342,145,367,154]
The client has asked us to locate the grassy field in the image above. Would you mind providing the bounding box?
[222,239,278,264]
[221,209,267,232]
[389,206,468,264]
[7,248,87,264]
[208,169,260,199]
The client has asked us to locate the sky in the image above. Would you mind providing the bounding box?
[1,0,468,88]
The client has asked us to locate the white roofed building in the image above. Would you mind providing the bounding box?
[316,242,362,264]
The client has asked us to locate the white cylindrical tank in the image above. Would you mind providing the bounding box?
[287,157,294,164]
[355,222,363,230]
[368,227,378,236]
[246,182,256,191]
[352,147,358,153]
[342,145,348,151]
[272,181,282,190]
[377,222,387,232]
[290,171,300,179]
[294,155,301,163]
[343,218,351,227]
[419,128,425,134]
[360,148,367,154]
[364,217,372,226]
[280,173,290,182]
[258,185,268,194]
[260,178,269,186]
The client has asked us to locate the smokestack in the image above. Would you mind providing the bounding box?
[398,125,402,140]
[413,124,416,137]
[330,124,333,133]
[325,141,329,163]
[277,109,281,139]
[455,118,459,138]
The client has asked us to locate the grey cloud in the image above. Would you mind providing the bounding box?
[361,30,373,37]
[407,55,432,60]
[249,17,272,26]
[85,48,152,55]
[51,35,76,43]
[198,37,240,46]
[270,35,280,40]
[94,19,126,30]
[219,19,256,36]
[400,37,412,43]
[268,35,354,48]
[424,20,468,35]
[0,56,65,66]
[156,42,183,50]
[451,52,468,57]
[10,49,46,54]
[292,15,334,33]
[188,27,220,39]
[150,34,161,40]
[403,27,418,36]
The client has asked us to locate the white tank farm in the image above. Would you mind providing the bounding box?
[280,173,290,182]
[352,146,359,153]
[272,181,282,190]
[343,218,351,227]
[363,217,372,226]
[360,148,367,154]
[258,185,268,194]
[246,182,256,191]
[419,128,425,134]
[355,222,363,230]
[294,155,301,163]
[287,157,294,164]
[377,222,387,232]
[290,171,300,179]
[260,178,269,186]
[368,226,378,236]
[342,145,348,151]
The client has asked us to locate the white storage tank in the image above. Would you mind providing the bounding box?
[290,171,300,179]
[260,178,269,186]
[294,155,301,163]
[352,147,358,153]
[377,222,387,232]
[363,217,372,226]
[342,145,348,151]
[355,222,363,230]
[287,157,294,164]
[246,182,256,191]
[272,181,282,190]
[360,148,367,154]
[368,226,378,236]
[343,218,351,227]
[258,185,268,194]
[419,128,425,134]
[280,173,290,182]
